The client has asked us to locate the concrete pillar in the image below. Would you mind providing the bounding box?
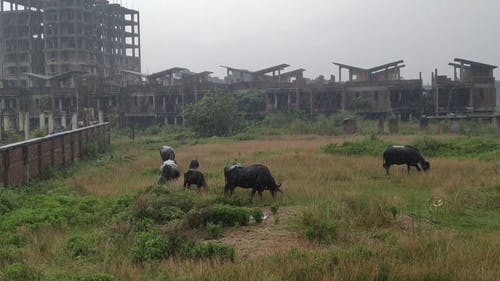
[419,116,428,131]
[492,116,500,130]
[378,118,384,134]
[464,117,472,133]
[39,112,45,129]
[98,110,104,124]
[450,119,461,134]
[24,112,29,140]
[18,111,24,131]
[3,115,10,131]
[274,94,278,110]
[343,118,357,135]
[48,113,54,134]
[71,113,78,130]
[61,113,67,130]
[388,118,399,134]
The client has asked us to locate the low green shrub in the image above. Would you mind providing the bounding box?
[66,234,96,258]
[129,231,167,262]
[184,242,235,262]
[270,203,280,215]
[185,205,250,228]
[250,208,263,223]
[204,222,224,239]
[2,262,38,281]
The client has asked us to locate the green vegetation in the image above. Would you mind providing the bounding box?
[184,92,241,137]
[0,121,499,280]
[322,135,500,159]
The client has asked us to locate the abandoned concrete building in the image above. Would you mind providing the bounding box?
[432,58,497,115]
[0,1,497,138]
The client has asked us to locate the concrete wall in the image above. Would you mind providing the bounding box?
[496,81,500,112]
[0,123,110,187]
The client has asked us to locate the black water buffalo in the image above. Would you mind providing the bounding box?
[158,160,180,184]
[224,164,282,201]
[188,159,200,170]
[183,169,207,191]
[383,145,430,175]
[160,146,176,162]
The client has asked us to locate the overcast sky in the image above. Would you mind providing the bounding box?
[119,0,499,84]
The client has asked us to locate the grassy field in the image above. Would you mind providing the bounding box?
[1,130,499,281]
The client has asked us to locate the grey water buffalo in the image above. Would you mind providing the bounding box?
[223,163,282,201]
[160,146,176,162]
[383,145,430,175]
[158,160,180,184]
[183,169,207,191]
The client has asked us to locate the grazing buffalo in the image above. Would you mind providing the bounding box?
[158,160,180,184]
[183,169,207,191]
[383,145,430,175]
[224,164,282,201]
[188,159,200,170]
[160,146,176,162]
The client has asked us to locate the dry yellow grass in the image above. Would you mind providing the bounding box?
[49,134,500,281]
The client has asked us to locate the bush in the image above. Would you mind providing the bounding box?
[129,231,167,262]
[300,202,338,244]
[184,92,242,137]
[66,234,96,258]
[305,221,337,244]
[204,222,224,239]
[250,208,263,223]
[184,242,235,262]
[185,205,250,228]
[270,203,280,215]
[322,135,388,156]
[2,262,38,281]
[133,188,194,224]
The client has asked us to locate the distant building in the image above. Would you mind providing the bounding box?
[496,80,500,112]
[333,60,423,118]
[0,0,141,88]
[432,58,497,115]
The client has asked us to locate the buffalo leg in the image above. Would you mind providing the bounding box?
[407,165,411,174]
[415,164,421,172]
[250,189,257,202]
[385,166,390,175]
[270,189,276,199]
[258,190,263,200]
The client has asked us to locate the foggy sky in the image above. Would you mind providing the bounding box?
[122,0,500,84]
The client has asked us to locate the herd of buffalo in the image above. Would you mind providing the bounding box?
[157,144,430,200]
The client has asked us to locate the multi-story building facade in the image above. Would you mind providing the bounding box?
[0,0,140,88]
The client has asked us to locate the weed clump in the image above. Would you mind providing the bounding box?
[66,234,96,258]
[129,231,167,262]
[2,262,38,281]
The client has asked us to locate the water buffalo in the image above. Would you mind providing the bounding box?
[383,145,430,175]
[183,169,207,191]
[160,146,176,162]
[158,160,180,184]
[224,164,282,201]
[188,159,200,170]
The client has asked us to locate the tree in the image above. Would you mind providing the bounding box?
[184,92,241,137]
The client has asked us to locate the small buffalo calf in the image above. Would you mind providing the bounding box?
[189,159,200,170]
[183,169,207,191]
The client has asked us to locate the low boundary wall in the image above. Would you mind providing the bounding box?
[0,123,110,187]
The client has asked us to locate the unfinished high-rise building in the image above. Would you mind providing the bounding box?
[0,0,141,88]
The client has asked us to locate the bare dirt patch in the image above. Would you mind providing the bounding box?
[213,206,309,259]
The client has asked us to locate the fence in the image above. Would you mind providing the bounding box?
[0,123,110,187]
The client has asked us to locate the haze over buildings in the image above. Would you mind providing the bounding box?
[128,0,500,82]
